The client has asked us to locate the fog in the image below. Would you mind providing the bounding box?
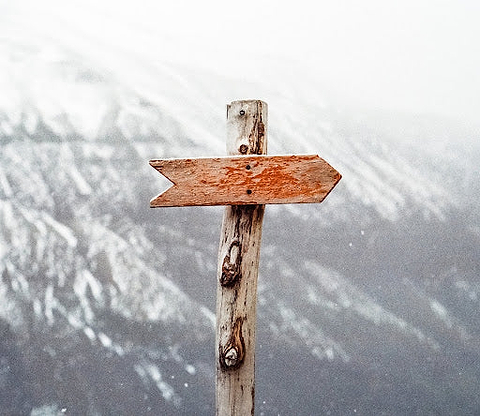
[2,0,480,126]
[1,1,480,414]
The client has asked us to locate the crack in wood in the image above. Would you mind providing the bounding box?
[248,106,266,155]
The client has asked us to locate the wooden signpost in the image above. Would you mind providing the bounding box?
[149,100,341,415]
[150,155,340,206]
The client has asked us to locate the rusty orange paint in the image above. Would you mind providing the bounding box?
[149,155,341,207]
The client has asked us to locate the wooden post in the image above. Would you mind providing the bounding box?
[215,100,267,415]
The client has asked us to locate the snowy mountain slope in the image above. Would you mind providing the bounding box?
[0,25,480,416]
[0,139,218,413]
[1,37,472,219]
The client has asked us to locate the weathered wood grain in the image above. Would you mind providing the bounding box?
[215,100,267,415]
[149,154,341,207]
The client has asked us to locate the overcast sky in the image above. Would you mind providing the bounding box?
[165,0,480,125]
[2,0,480,126]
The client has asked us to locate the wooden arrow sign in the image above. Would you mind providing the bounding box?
[149,101,343,415]
[149,154,341,207]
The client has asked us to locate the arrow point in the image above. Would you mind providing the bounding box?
[149,160,176,207]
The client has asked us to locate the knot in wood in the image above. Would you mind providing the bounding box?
[223,347,239,367]
[219,317,245,371]
[220,240,242,287]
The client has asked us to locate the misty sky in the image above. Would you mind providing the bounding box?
[161,0,480,125]
[2,0,480,125]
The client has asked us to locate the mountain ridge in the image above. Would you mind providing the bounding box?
[0,34,479,414]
